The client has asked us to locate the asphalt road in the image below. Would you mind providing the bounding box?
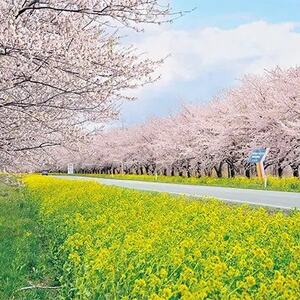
[53,176,300,210]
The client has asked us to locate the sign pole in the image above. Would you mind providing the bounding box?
[257,161,266,188]
[262,148,269,189]
[256,162,262,178]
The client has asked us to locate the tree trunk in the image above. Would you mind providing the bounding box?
[171,167,175,176]
[245,169,251,179]
[204,169,212,177]
[187,169,191,178]
[228,163,235,178]
[145,165,149,175]
[292,166,299,178]
[214,164,223,178]
[278,166,284,178]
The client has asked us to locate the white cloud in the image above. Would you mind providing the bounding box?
[135,21,300,87]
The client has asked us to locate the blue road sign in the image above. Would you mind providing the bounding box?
[248,148,268,164]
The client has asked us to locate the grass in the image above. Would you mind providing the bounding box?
[0,177,59,300]
[65,173,300,192]
[24,175,300,299]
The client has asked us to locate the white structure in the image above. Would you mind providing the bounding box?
[67,163,74,175]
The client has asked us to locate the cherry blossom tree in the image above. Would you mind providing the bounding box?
[0,0,181,170]
[231,69,300,177]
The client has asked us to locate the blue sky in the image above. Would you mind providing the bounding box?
[117,0,300,126]
[172,0,300,28]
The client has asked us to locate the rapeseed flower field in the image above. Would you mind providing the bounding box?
[24,175,300,299]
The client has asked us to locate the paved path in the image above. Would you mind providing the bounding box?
[53,176,300,210]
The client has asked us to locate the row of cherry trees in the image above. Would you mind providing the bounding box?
[53,67,300,178]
